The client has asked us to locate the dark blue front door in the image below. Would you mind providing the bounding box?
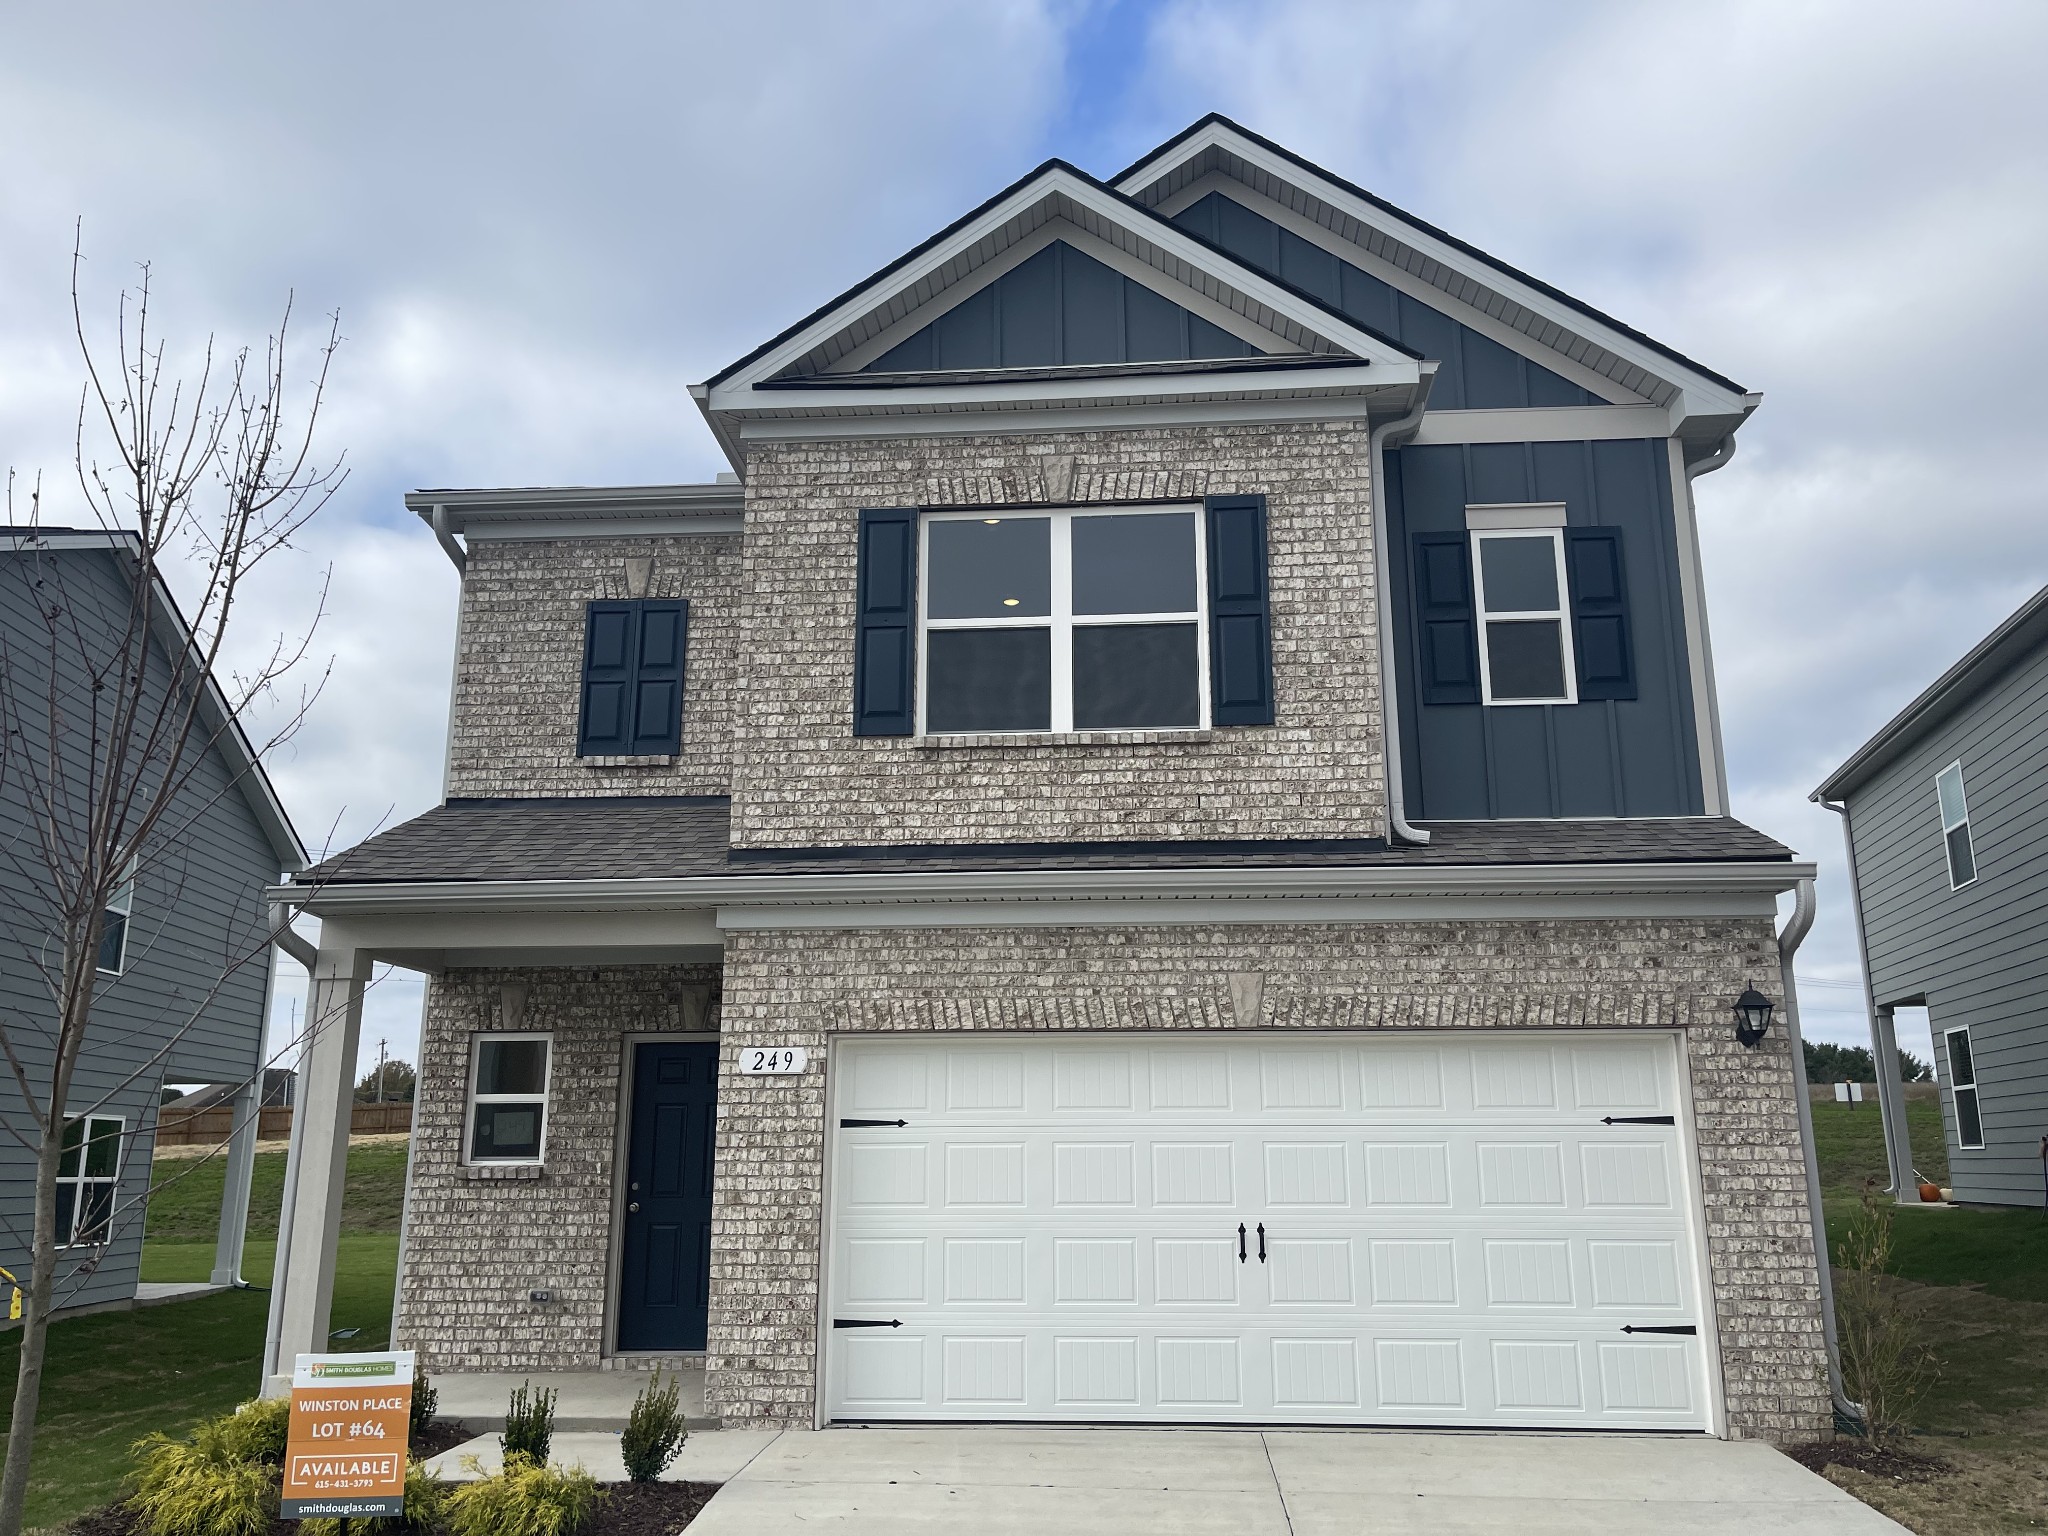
[616,1042,717,1351]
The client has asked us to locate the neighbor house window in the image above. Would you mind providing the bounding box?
[96,861,137,976]
[919,506,1208,734]
[1471,527,1576,706]
[1944,1026,1984,1150]
[56,1115,122,1248]
[466,1034,552,1163]
[1937,761,1976,889]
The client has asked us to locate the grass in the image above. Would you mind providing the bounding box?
[1810,1101,2048,1531]
[0,1139,405,1533]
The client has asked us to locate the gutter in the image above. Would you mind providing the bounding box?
[1777,875,1867,1429]
[428,504,465,575]
[1369,373,1438,845]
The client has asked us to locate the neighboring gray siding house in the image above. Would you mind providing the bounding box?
[0,528,306,1314]
[269,117,1834,1443]
[1816,585,2048,1208]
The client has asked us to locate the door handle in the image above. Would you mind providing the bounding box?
[628,1202,640,1213]
[1238,1223,1247,1264]
[1257,1223,1267,1263]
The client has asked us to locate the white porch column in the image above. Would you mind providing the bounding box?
[1870,1004,1918,1195]
[264,929,369,1390]
[210,1075,264,1287]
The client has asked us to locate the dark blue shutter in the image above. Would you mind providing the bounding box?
[1411,533,1480,705]
[579,601,636,754]
[854,508,918,736]
[1205,495,1274,727]
[630,599,688,753]
[1565,528,1636,701]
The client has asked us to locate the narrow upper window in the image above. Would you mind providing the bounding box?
[1471,528,1576,706]
[1944,1025,1984,1149]
[578,599,688,757]
[1936,761,1976,889]
[96,861,137,976]
[467,1034,552,1164]
[919,507,1207,734]
[56,1115,122,1248]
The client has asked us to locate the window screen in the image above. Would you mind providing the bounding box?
[469,1035,551,1163]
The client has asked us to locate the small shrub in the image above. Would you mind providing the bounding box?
[447,1452,603,1536]
[302,1456,451,1535]
[217,1396,291,1466]
[1835,1192,1939,1444]
[410,1370,440,1444]
[620,1368,687,1482]
[502,1379,557,1466]
[129,1415,279,1536]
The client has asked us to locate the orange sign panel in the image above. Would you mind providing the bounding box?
[280,1351,414,1519]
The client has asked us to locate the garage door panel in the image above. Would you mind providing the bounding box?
[827,1034,1710,1429]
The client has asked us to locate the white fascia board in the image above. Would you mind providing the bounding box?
[731,390,1409,444]
[463,516,743,541]
[271,859,1812,920]
[1411,405,1676,446]
[705,168,1414,412]
[1120,123,1754,425]
[405,484,743,534]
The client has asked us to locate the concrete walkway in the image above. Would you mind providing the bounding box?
[678,1427,1908,1535]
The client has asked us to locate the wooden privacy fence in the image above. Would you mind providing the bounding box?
[154,1101,412,1148]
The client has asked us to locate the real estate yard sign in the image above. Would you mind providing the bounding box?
[281,1351,414,1519]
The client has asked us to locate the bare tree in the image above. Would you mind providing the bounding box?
[0,245,344,1535]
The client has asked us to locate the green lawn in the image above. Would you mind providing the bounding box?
[0,1139,405,1533]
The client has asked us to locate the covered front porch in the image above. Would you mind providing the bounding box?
[259,883,727,1396]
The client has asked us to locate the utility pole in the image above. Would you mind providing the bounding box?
[373,1038,388,1105]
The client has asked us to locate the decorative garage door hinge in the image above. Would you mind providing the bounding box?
[1621,1324,1697,1335]
[833,1318,903,1329]
[1600,1115,1676,1125]
[839,1118,909,1128]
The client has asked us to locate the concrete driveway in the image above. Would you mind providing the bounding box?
[682,1426,1907,1534]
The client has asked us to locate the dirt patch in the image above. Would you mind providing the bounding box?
[1785,1439,1950,1483]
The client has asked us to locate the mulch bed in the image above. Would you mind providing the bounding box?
[410,1417,475,1460]
[1786,1438,1954,1484]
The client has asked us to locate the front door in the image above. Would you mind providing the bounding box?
[616,1041,717,1351]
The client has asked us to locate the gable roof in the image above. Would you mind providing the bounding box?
[1112,114,1757,442]
[0,526,308,872]
[1814,583,2048,803]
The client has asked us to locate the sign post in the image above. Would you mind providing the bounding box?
[281,1351,414,1520]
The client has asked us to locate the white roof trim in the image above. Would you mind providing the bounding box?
[1115,121,1755,428]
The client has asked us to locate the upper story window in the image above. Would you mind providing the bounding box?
[919,507,1207,734]
[1472,528,1576,707]
[1936,761,1976,889]
[466,1033,552,1164]
[57,1114,122,1248]
[578,599,689,757]
[1943,1025,1983,1149]
[96,860,137,976]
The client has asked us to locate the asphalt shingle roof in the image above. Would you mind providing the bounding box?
[295,797,1790,887]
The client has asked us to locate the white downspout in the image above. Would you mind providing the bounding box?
[1682,434,1738,817]
[1778,876,1866,1427]
[1370,370,1438,846]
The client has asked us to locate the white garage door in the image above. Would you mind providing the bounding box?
[824,1032,1712,1430]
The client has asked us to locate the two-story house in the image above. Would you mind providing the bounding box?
[1816,582,2048,1209]
[269,118,1832,1443]
[0,526,307,1317]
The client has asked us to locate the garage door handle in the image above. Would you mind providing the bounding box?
[1621,1324,1697,1335]
[1238,1224,1246,1263]
[1257,1223,1267,1263]
[839,1119,908,1129]
[833,1318,903,1329]
[1601,1115,1675,1126]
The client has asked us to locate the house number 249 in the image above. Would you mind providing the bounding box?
[737,1046,807,1075]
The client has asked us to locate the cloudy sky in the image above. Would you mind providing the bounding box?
[6,0,2044,1076]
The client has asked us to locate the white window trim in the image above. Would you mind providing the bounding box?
[916,504,1211,736]
[1470,526,1577,707]
[56,1113,123,1249]
[465,1032,554,1166]
[1937,760,1977,891]
[1944,1025,1984,1150]
[96,858,138,977]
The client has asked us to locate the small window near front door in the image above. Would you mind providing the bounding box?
[1944,1026,1984,1149]
[467,1034,552,1163]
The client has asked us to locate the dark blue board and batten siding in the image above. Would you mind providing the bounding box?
[1388,439,1703,819]
[1843,638,2048,1206]
[1170,192,1602,411]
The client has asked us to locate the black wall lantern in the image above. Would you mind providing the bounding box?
[1733,986,1775,1049]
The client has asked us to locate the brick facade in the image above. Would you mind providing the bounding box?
[395,964,719,1371]
[706,916,1831,1443]
[727,423,1387,849]
[446,534,740,799]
